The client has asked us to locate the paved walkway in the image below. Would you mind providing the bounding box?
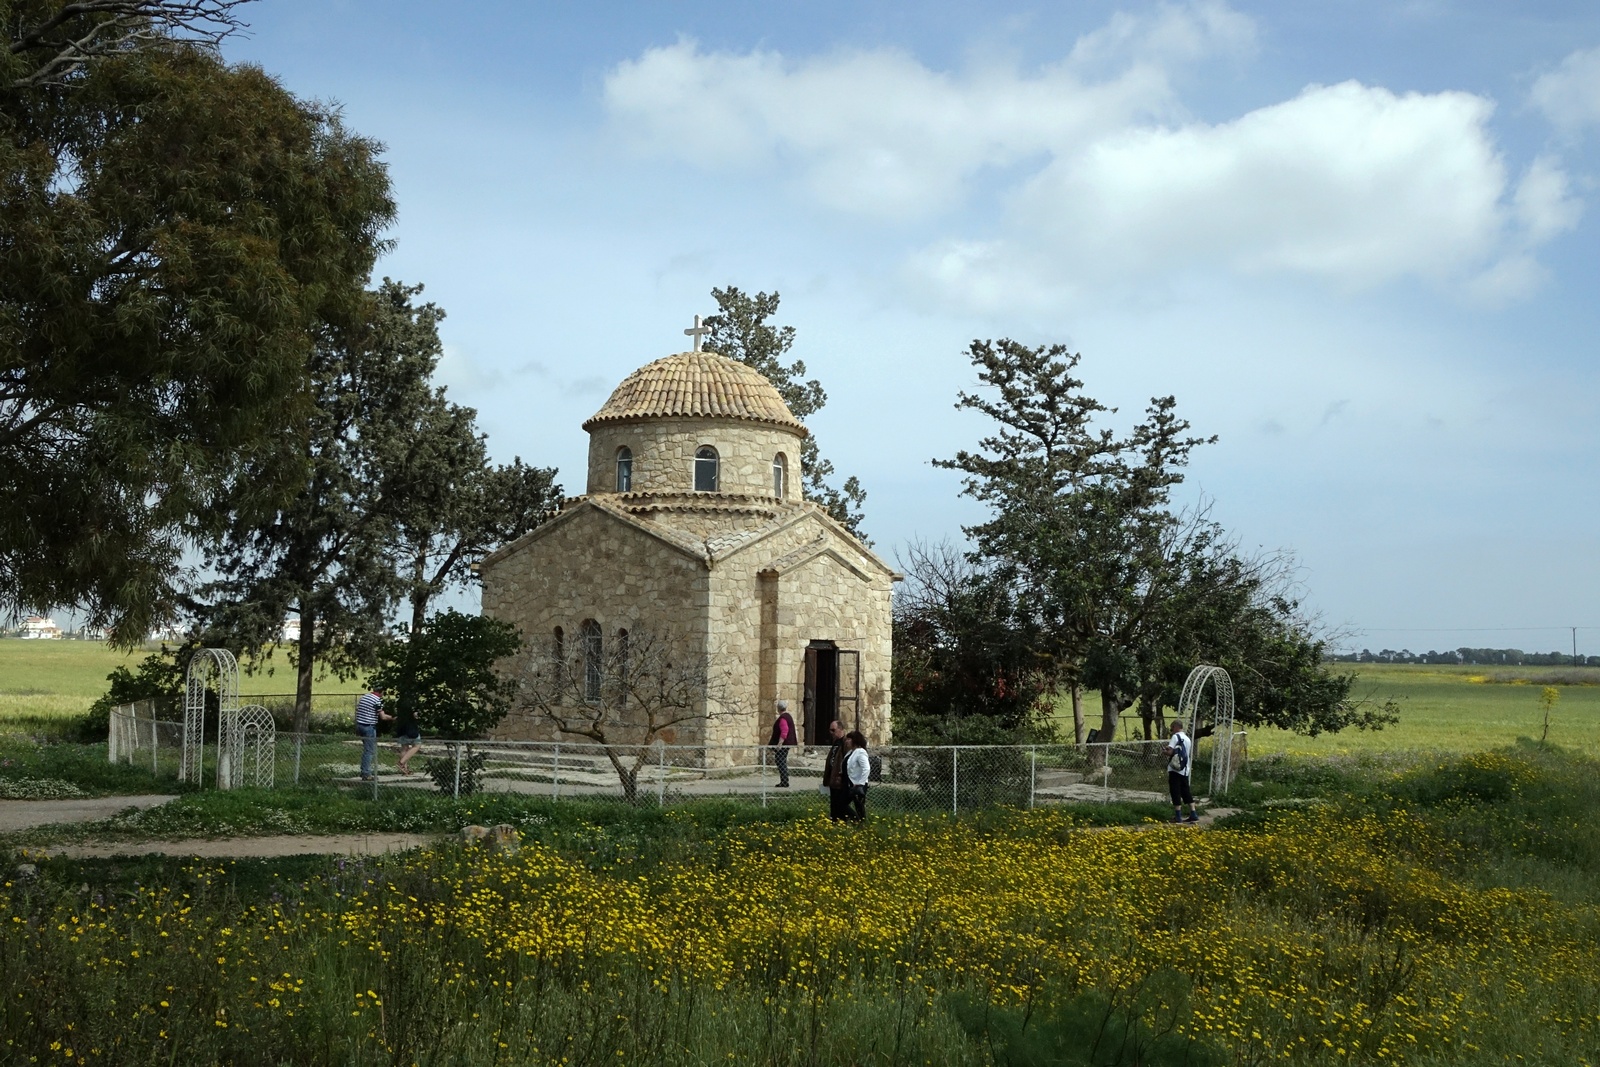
[39,833,438,860]
[0,795,177,833]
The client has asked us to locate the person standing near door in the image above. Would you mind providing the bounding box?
[845,730,871,822]
[822,719,850,820]
[768,699,797,787]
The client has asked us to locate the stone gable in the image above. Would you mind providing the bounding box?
[482,345,898,756]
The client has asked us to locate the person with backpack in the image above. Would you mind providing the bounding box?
[1165,719,1199,824]
[767,699,797,787]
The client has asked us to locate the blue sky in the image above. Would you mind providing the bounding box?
[224,1,1600,656]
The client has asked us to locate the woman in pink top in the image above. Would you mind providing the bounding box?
[767,699,797,787]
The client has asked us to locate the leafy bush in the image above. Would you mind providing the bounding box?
[899,744,1033,810]
[0,776,87,800]
[369,610,521,739]
[79,650,186,741]
[424,749,487,797]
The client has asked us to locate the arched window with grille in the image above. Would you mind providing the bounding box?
[615,447,633,492]
[582,620,602,703]
[553,626,564,664]
[694,446,719,492]
[616,628,630,684]
[772,453,788,500]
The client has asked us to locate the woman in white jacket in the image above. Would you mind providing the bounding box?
[844,730,871,822]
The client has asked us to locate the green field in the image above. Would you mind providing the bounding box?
[0,639,364,722]
[5,642,1597,753]
[1250,662,1600,755]
[1050,662,1600,755]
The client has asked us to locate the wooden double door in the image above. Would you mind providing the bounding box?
[802,640,860,745]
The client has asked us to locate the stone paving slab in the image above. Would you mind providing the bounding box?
[0,795,177,833]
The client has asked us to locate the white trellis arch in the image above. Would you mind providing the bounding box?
[219,704,276,789]
[183,649,239,786]
[1177,664,1239,795]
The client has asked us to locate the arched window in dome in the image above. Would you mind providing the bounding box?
[615,447,633,492]
[772,453,788,500]
[694,446,719,493]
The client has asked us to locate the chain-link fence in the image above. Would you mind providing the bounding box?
[111,702,1246,808]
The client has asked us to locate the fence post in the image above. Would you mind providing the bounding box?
[1029,746,1037,810]
[951,747,959,816]
[453,743,463,800]
[293,732,302,785]
[760,745,767,809]
[657,744,666,806]
[553,743,561,800]
[150,708,159,775]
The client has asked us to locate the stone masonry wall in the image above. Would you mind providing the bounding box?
[480,506,713,744]
[586,417,805,499]
[706,510,895,749]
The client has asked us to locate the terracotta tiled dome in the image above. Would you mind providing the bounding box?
[583,351,808,436]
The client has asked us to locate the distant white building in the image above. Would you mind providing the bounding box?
[281,617,301,643]
[19,616,61,639]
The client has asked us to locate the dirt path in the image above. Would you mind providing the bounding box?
[38,833,439,860]
[0,795,177,833]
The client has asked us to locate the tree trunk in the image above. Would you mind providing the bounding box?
[1139,687,1161,740]
[1099,689,1121,743]
[409,546,428,636]
[1070,684,1084,745]
[294,607,315,735]
[1090,689,1122,768]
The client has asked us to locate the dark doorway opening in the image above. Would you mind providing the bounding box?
[803,641,838,745]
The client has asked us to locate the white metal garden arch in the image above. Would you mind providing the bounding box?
[183,648,238,786]
[219,704,276,789]
[1176,664,1239,796]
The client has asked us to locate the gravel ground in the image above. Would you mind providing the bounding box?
[0,795,177,833]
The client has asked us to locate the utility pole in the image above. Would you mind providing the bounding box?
[1574,626,1580,666]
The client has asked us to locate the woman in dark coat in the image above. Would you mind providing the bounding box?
[768,700,797,787]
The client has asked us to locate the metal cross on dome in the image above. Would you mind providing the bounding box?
[684,314,710,352]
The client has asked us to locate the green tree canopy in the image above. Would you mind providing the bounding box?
[939,339,1386,739]
[193,281,446,730]
[391,398,561,636]
[1,6,393,640]
[702,286,868,538]
[891,540,1055,744]
[369,609,522,740]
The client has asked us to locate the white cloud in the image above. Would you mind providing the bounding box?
[1513,155,1582,244]
[602,3,1253,220]
[1531,46,1600,132]
[1068,0,1256,70]
[1000,81,1565,290]
[604,4,1576,306]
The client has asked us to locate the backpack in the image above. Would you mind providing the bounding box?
[1167,734,1190,774]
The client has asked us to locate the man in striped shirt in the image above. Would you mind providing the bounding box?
[355,687,392,780]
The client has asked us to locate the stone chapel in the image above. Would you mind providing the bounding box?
[480,322,898,749]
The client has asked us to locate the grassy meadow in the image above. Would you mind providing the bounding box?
[6,641,1600,1064]
[1049,662,1600,756]
[6,744,1600,1065]
[0,639,365,725]
[1251,663,1600,756]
